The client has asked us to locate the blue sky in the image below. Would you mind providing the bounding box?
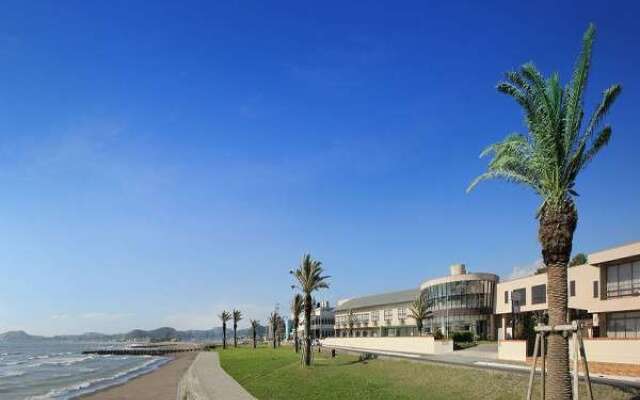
[0,1,638,335]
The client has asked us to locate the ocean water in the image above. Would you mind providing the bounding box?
[0,342,169,399]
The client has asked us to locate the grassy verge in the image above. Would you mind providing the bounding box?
[218,346,638,400]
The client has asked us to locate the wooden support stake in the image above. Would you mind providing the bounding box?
[541,332,545,400]
[572,331,579,400]
[527,333,540,400]
[578,330,594,400]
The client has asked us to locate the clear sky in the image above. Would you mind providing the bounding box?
[0,1,638,335]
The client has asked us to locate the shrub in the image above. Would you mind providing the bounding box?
[433,329,444,340]
[451,331,474,343]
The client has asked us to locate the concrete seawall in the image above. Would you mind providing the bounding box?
[321,336,454,355]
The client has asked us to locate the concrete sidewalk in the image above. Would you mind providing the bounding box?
[177,352,255,400]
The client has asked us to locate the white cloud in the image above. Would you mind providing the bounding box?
[49,312,134,322]
[508,258,543,280]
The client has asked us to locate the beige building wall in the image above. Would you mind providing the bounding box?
[335,302,417,334]
[569,338,640,365]
[496,241,640,340]
[495,263,601,315]
[497,340,527,362]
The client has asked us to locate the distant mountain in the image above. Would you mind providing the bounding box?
[0,330,45,342]
[0,325,267,343]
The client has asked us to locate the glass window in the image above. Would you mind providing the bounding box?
[504,291,509,304]
[371,311,379,321]
[593,281,599,298]
[397,307,406,320]
[634,262,640,294]
[607,312,640,339]
[619,264,632,294]
[607,262,640,297]
[570,280,576,297]
[512,288,526,306]
[384,309,393,321]
[531,284,546,305]
[607,265,618,296]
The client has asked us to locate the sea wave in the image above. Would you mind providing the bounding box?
[0,370,26,378]
[26,355,95,368]
[27,356,170,400]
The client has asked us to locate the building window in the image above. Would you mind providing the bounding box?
[531,284,546,305]
[607,311,640,339]
[384,309,393,321]
[356,313,369,324]
[371,311,379,322]
[606,262,640,297]
[504,291,509,304]
[593,281,599,298]
[570,280,576,297]
[512,288,526,306]
[397,307,406,320]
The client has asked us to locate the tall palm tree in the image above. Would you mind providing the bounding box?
[291,254,330,366]
[408,294,430,336]
[250,319,259,349]
[291,294,304,353]
[232,309,242,348]
[268,311,279,349]
[218,310,231,350]
[468,24,621,400]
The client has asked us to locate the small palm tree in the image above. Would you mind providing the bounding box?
[347,309,355,337]
[232,309,242,348]
[291,253,330,366]
[468,24,621,400]
[291,294,304,353]
[218,310,231,349]
[269,311,279,349]
[276,315,284,347]
[250,319,259,349]
[408,295,430,335]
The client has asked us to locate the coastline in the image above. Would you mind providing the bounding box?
[79,351,198,400]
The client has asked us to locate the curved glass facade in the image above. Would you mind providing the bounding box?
[422,278,496,338]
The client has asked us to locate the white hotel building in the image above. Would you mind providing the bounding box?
[334,241,640,341]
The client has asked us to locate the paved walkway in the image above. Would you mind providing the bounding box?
[177,352,255,400]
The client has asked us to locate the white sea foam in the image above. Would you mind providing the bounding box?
[26,356,169,399]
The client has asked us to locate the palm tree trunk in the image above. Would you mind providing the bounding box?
[539,200,577,400]
[252,331,256,348]
[222,324,227,349]
[293,317,299,353]
[233,323,237,348]
[304,294,312,366]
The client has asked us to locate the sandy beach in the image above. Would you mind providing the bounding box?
[80,352,198,400]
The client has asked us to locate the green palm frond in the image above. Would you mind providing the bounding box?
[292,254,330,296]
[468,23,621,211]
[269,311,279,328]
[219,310,231,323]
[408,295,429,321]
[291,294,304,319]
[232,309,242,323]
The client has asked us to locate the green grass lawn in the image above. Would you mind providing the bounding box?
[217,346,638,400]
